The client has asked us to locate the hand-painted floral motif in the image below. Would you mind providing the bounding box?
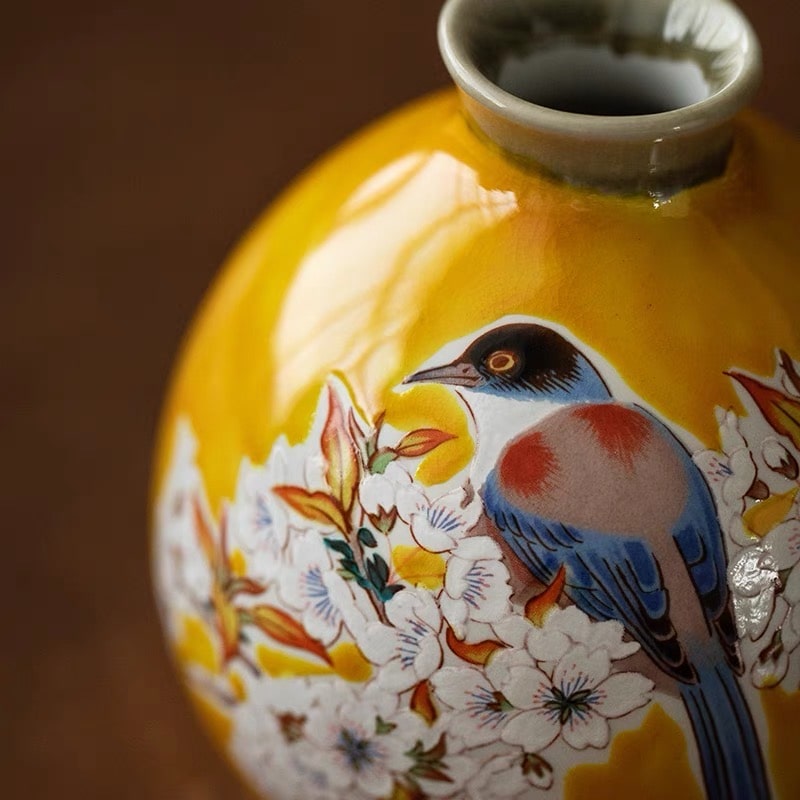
[155,325,800,800]
[154,380,656,799]
[497,644,653,751]
[697,351,800,689]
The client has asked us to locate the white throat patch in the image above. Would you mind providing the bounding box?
[457,390,562,488]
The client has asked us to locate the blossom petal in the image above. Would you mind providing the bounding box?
[501,709,560,751]
[492,615,533,649]
[545,606,639,660]
[395,484,428,523]
[354,763,394,797]
[410,515,457,552]
[501,665,550,710]
[430,667,486,710]
[356,622,399,664]
[414,631,444,679]
[783,564,800,606]
[553,645,610,692]
[454,535,502,561]
[485,648,536,689]
[440,594,469,639]
[525,625,572,662]
[378,658,425,692]
[593,673,654,717]
[386,586,441,631]
[563,711,610,749]
[467,755,528,799]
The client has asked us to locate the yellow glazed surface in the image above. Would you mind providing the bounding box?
[153,90,800,798]
[154,91,800,508]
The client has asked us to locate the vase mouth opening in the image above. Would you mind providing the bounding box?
[438,0,761,142]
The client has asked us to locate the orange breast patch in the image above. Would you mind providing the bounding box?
[499,430,560,496]
[572,403,652,469]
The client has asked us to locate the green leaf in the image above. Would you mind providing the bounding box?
[381,584,404,600]
[375,715,397,735]
[366,558,385,591]
[372,554,390,585]
[358,528,378,548]
[405,733,450,779]
[369,449,397,475]
[325,537,354,559]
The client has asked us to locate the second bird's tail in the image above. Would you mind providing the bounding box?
[680,661,770,800]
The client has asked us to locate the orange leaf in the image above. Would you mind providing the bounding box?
[192,495,217,568]
[388,782,427,800]
[272,486,347,533]
[347,408,367,448]
[525,565,566,627]
[249,605,333,665]
[395,428,456,458]
[321,388,360,513]
[410,680,438,725]
[212,585,240,662]
[445,626,506,665]
[228,577,267,596]
[729,372,800,452]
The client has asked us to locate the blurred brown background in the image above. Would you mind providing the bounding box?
[1,1,797,798]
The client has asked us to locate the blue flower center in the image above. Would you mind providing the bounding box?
[541,676,599,725]
[303,565,337,623]
[335,727,381,773]
[463,563,491,609]
[427,504,462,532]
[467,686,513,729]
[254,494,273,529]
[398,619,428,668]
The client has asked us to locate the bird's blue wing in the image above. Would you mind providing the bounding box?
[669,444,743,673]
[484,472,698,683]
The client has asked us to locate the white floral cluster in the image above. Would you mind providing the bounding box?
[696,402,800,690]
[154,388,654,800]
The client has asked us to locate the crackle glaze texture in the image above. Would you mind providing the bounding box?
[152,89,800,799]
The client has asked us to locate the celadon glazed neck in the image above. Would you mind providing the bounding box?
[439,0,762,196]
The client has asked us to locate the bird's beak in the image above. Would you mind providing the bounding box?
[403,360,484,388]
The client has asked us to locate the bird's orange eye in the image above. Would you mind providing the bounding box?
[485,350,518,375]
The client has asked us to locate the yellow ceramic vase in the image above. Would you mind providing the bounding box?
[152,1,800,798]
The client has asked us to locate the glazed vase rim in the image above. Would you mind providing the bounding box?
[438,0,763,194]
[438,0,762,140]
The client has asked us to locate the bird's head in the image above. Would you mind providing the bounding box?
[404,322,611,405]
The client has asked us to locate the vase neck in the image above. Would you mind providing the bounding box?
[438,0,762,198]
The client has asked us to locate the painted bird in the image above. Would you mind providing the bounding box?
[405,321,769,800]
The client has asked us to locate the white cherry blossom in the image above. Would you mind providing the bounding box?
[499,645,653,751]
[694,409,758,548]
[467,751,554,798]
[231,677,338,799]
[728,518,800,640]
[761,437,798,478]
[231,448,291,583]
[153,421,212,616]
[359,462,413,518]
[355,588,443,692]
[303,688,415,798]
[277,531,355,646]
[396,483,482,553]
[493,605,639,664]
[440,537,512,641]
[430,662,521,748]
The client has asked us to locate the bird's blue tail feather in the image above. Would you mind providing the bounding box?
[680,662,769,800]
